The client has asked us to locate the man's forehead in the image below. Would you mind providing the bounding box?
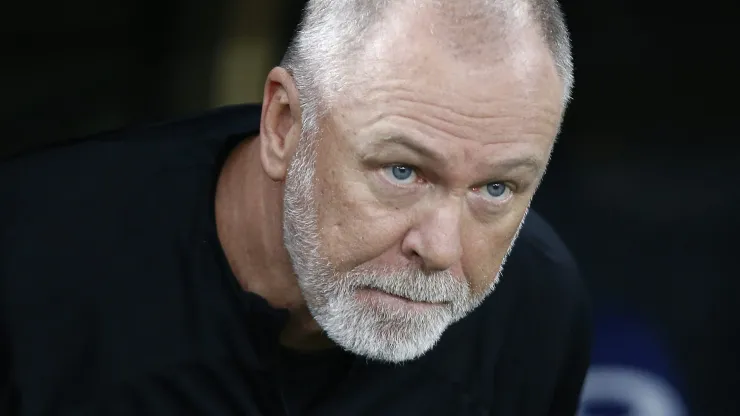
[364,2,547,59]
[336,56,563,129]
[344,7,562,107]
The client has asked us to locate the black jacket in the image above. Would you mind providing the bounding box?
[0,104,591,415]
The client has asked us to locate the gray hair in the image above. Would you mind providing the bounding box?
[280,0,573,135]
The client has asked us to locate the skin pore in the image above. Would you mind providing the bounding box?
[215,3,564,361]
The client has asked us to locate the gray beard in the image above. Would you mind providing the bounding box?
[281,131,526,363]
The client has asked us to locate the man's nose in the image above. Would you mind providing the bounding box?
[401,200,463,272]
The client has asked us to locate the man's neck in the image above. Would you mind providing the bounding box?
[214,137,332,350]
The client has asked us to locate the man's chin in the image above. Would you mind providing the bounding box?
[314,305,452,363]
[338,329,446,363]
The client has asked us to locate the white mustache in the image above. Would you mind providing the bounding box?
[340,266,470,304]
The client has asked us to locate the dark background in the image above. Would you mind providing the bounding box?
[2,0,738,414]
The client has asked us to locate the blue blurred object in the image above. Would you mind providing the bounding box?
[578,305,688,416]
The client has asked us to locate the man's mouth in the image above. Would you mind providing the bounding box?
[355,287,447,307]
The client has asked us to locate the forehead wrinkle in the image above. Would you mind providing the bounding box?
[342,91,559,147]
[347,60,553,110]
[343,73,562,133]
[381,107,559,150]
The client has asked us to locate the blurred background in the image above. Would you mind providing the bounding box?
[1,0,738,414]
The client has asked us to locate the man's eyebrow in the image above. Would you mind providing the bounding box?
[490,155,543,173]
[364,135,544,173]
[364,135,447,162]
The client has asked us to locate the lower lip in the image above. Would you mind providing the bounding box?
[355,288,442,310]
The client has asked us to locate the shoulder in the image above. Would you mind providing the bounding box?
[0,103,261,322]
[0,104,260,240]
[0,103,260,191]
[0,105,261,408]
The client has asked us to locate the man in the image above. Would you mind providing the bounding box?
[0,0,591,415]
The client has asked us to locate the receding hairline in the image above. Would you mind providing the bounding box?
[280,0,573,130]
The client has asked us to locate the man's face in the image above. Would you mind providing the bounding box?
[282,25,563,362]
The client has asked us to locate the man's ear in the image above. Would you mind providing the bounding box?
[259,67,302,181]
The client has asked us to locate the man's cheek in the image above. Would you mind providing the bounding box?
[461,235,510,290]
[320,211,412,269]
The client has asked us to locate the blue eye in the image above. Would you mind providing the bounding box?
[483,182,509,199]
[384,165,417,183]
